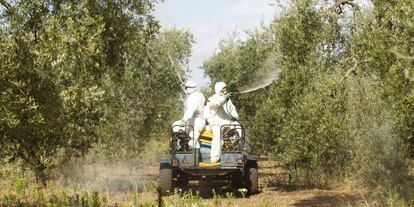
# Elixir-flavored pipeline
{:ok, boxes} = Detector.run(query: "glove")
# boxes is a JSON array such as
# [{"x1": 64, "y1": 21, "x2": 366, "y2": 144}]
[
  {"x1": 179, "y1": 120, "x2": 186, "y2": 127},
  {"x1": 224, "y1": 92, "x2": 234, "y2": 101}
]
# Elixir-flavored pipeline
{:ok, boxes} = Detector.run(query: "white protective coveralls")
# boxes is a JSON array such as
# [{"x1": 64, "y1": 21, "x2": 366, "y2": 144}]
[
  {"x1": 206, "y1": 82, "x2": 239, "y2": 163},
  {"x1": 182, "y1": 80, "x2": 205, "y2": 149}
]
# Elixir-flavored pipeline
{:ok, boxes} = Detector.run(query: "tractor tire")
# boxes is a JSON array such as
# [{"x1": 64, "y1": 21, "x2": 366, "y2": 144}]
[
  {"x1": 159, "y1": 163, "x2": 174, "y2": 195},
  {"x1": 230, "y1": 171, "x2": 243, "y2": 189},
  {"x1": 245, "y1": 161, "x2": 259, "y2": 194},
  {"x1": 176, "y1": 173, "x2": 189, "y2": 188}
]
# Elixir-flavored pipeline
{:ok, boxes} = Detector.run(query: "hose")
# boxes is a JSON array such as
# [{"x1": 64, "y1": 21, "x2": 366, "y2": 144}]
[{"x1": 224, "y1": 99, "x2": 238, "y2": 123}]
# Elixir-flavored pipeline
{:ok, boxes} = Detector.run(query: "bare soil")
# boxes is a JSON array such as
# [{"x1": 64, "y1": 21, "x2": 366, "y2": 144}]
[
  {"x1": 235, "y1": 188, "x2": 369, "y2": 207},
  {"x1": 186, "y1": 161, "x2": 370, "y2": 207}
]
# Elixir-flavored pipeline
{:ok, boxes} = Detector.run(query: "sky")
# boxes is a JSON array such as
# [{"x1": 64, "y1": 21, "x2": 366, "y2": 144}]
[{"x1": 153, "y1": 0, "x2": 278, "y2": 87}]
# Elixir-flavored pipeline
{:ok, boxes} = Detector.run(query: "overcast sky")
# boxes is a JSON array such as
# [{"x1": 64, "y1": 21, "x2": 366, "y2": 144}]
[{"x1": 153, "y1": 0, "x2": 278, "y2": 87}]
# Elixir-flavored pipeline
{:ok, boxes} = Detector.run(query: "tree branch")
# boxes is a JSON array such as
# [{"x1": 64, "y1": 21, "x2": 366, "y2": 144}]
[
  {"x1": 334, "y1": 0, "x2": 356, "y2": 8},
  {"x1": 331, "y1": 0, "x2": 358, "y2": 14},
  {"x1": 0, "y1": 0, "x2": 11, "y2": 11}
]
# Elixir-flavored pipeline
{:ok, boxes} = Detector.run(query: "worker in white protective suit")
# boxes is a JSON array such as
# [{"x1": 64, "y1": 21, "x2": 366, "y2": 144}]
[
  {"x1": 206, "y1": 82, "x2": 239, "y2": 163},
  {"x1": 180, "y1": 80, "x2": 206, "y2": 150}
]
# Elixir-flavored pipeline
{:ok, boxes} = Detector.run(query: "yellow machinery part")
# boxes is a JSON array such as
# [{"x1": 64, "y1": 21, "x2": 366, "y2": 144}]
[
  {"x1": 200, "y1": 130, "x2": 213, "y2": 140},
  {"x1": 199, "y1": 139, "x2": 212, "y2": 145},
  {"x1": 198, "y1": 162, "x2": 220, "y2": 168}
]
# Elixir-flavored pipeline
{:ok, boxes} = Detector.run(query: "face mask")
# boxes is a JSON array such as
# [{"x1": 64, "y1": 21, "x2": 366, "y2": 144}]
[{"x1": 185, "y1": 86, "x2": 196, "y2": 94}]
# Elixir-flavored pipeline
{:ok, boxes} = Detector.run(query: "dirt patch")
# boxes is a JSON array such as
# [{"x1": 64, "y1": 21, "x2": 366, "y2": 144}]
[
  {"x1": 291, "y1": 190, "x2": 365, "y2": 207},
  {"x1": 237, "y1": 189, "x2": 368, "y2": 207}
]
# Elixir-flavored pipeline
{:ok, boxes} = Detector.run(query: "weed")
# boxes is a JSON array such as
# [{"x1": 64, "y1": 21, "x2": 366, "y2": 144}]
[
  {"x1": 225, "y1": 191, "x2": 235, "y2": 206},
  {"x1": 212, "y1": 189, "x2": 221, "y2": 206},
  {"x1": 155, "y1": 187, "x2": 164, "y2": 207}
]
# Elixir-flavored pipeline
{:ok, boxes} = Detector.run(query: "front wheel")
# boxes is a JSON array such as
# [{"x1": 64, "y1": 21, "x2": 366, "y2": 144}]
[{"x1": 159, "y1": 163, "x2": 174, "y2": 195}]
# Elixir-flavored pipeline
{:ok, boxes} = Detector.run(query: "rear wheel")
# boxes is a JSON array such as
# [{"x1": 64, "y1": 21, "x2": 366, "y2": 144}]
[
  {"x1": 245, "y1": 161, "x2": 258, "y2": 194},
  {"x1": 230, "y1": 171, "x2": 243, "y2": 189},
  {"x1": 176, "y1": 173, "x2": 189, "y2": 187},
  {"x1": 159, "y1": 163, "x2": 174, "y2": 195}
]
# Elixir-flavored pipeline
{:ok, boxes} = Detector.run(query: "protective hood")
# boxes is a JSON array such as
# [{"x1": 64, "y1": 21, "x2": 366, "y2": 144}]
[
  {"x1": 214, "y1": 82, "x2": 226, "y2": 94},
  {"x1": 185, "y1": 80, "x2": 197, "y2": 94}
]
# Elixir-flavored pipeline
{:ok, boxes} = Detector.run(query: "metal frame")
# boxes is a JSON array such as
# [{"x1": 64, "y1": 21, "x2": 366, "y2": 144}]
[
  {"x1": 220, "y1": 123, "x2": 245, "y2": 153},
  {"x1": 170, "y1": 124, "x2": 195, "y2": 153},
  {"x1": 168, "y1": 123, "x2": 255, "y2": 170}
]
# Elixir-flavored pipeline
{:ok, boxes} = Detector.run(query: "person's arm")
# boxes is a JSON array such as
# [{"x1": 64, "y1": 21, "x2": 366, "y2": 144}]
[
  {"x1": 183, "y1": 97, "x2": 197, "y2": 121},
  {"x1": 208, "y1": 95, "x2": 226, "y2": 108}
]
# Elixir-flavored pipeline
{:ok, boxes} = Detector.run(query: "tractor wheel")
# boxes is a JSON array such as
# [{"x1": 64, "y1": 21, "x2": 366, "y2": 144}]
[
  {"x1": 159, "y1": 163, "x2": 174, "y2": 195},
  {"x1": 245, "y1": 161, "x2": 259, "y2": 194},
  {"x1": 230, "y1": 171, "x2": 243, "y2": 189},
  {"x1": 176, "y1": 173, "x2": 189, "y2": 187}
]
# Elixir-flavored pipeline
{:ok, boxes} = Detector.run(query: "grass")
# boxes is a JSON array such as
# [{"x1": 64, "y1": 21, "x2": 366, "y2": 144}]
[
  {"x1": 1, "y1": 139, "x2": 414, "y2": 206},
  {"x1": 0, "y1": 183, "x2": 243, "y2": 207},
  {"x1": 0, "y1": 138, "x2": 241, "y2": 207}
]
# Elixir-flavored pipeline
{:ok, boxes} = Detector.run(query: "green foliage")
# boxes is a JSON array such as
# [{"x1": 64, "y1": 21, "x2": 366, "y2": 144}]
[
  {"x1": 279, "y1": 74, "x2": 349, "y2": 185},
  {"x1": 204, "y1": 0, "x2": 414, "y2": 194},
  {"x1": 0, "y1": 0, "x2": 191, "y2": 183},
  {"x1": 1, "y1": 189, "x2": 107, "y2": 207},
  {"x1": 352, "y1": 0, "x2": 414, "y2": 158},
  {"x1": 203, "y1": 27, "x2": 276, "y2": 148},
  {"x1": 97, "y1": 28, "x2": 193, "y2": 159},
  {"x1": 0, "y1": 0, "x2": 110, "y2": 184}
]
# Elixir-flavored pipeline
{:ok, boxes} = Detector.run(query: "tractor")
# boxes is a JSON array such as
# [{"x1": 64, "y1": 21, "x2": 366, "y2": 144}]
[{"x1": 159, "y1": 123, "x2": 259, "y2": 195}]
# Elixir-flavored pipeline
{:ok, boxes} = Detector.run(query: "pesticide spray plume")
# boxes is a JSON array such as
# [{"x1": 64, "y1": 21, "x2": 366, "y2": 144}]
[
  {"x1": 168, "y1": 54, "x2": 188, "y2": 94},
  {"x1": 169, "y1": 55, "x2": 185, "y2": 84},
  {"x1": 235, "y1": 52, "x2": 282, "y2": 94},
  {"x1": 236, "y1": 70, "x2": 280, "y2": 94}
]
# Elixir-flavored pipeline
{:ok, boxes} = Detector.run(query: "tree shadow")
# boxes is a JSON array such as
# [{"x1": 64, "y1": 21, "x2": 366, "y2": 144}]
[
  {"x1": 270, "y1": 183, "x2": 327, "y2": 192},
  {"x1": 293, "y1": 193, "x2": 364, "y2": 207},
  {"x1": 260, "y1": 171, "x2": 328, "y2": 192}
]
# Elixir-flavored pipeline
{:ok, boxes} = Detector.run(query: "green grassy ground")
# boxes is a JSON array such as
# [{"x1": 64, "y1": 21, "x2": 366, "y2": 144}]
[{"x1": 1, "y1": 138, "x2": 412, "y2": 206}]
